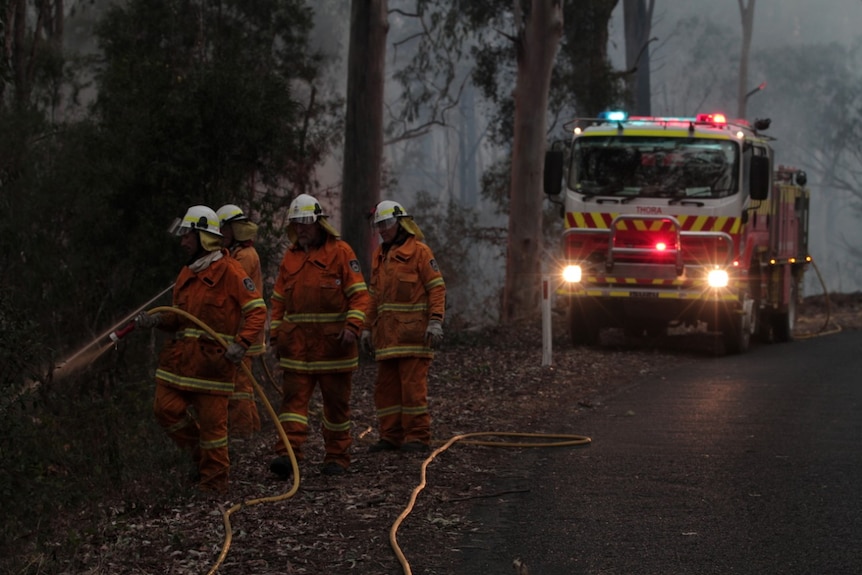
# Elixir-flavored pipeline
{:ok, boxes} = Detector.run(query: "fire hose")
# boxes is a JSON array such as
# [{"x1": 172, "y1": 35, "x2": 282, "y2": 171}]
[
  {"x1": 126, "y1": 307, "x2": 592, "y2": 575},
  {"x1": 136, "y1": 306, "x2": 300, "y2": 575}
]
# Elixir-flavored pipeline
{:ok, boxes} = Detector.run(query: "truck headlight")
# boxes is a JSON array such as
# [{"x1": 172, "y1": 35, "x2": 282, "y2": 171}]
[
  {"x1": 707, "y1": 268, "x2": 729, "y2": 288},
  {"x1": 563, "y1": 264, "x2": 583, "y2": 283}
]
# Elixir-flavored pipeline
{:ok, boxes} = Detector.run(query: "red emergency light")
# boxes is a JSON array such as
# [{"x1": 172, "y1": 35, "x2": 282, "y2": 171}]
[{"x1": 696, "y1": 112, "x2": 727, "y2": 125}]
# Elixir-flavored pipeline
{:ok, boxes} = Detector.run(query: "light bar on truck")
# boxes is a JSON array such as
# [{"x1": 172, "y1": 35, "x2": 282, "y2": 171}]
[
  {"x1": 598, "y1": 110, "x2": 628, "y2": 122},
  {"x1": 696, "y1": 112, "x2": 727, "y2": 125}
]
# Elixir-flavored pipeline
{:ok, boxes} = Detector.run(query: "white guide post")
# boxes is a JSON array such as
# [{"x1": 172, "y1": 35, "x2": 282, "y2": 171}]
[{"x1": 541, "y1": 267, "x2": 552, "y2": 366}]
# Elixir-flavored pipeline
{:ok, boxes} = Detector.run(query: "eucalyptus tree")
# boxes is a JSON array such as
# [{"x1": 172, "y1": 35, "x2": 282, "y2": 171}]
[
  {"x1": 389, "y1": 0, "x2": 565, "y2": 323},
  {"x1": 342, "y1": 0, "x2": 388, "y2": 275},
  {"x1": 623, "y1": 0, "x2": 655, "y2": 115},
  {"x1": 90, "y1": 0, "x2": 341, "y2": 289},
  {"x1": 736, "y1": 0, "x2": 756, "y2": 118}
]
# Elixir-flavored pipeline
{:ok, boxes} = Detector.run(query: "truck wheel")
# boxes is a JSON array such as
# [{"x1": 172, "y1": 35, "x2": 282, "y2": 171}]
[
  {"x1": 569, "y1": 301, "x2": 600, "y2": 346},
  {"x1": 772, "y1": 282, "x2": 798, "y2": 343},
  {"x1": 722, "y1": 298, "x2": 754, "y2": 355}
]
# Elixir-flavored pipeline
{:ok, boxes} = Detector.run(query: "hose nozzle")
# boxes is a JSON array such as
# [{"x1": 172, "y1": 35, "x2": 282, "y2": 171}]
[{"x1": 109, "y1": 321, "x2": 137, "y2": 343}]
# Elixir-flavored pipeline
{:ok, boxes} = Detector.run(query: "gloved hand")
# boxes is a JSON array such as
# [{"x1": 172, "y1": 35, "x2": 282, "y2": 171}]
[
  {"x1": 339, "y1": 328, "x2": 357, "y2": 349},
  {"x1": 135, "y1": 311, "x2": 161, "y2": 329},
  {"x1": 224, "y1": 342, "x2": 247, "y2": 364},
  {"x1": 425, "y1": 320, "x2": 443, "y2": 349},
  {"x1": 360, "y1": 330, "x2": 374, "y2": 355}
]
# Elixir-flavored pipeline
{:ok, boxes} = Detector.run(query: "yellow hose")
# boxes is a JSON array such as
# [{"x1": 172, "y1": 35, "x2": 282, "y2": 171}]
[
  {"x1": 145, "y1": 309, "x2": 593, "y2": 575},
  {"x1": 146, "y1": 306, "x2": 300, "y2": 575},
  {"x1": 795, "y1": 258, "x2": 842, "y2": 339},
  {"x1": 390, "y1": 431, "x2": 591, "y2": 575}
]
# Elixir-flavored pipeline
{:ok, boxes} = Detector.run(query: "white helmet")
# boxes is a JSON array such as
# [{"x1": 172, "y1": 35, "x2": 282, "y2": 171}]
[
  {"x1": 372, "y1": 200, "x2": 408, "y2": 230},
  {"x1": 175, "y1": 205, "x2": 223, "y2": 237},
  {"x1": 216, "y1": 204, "x2": 247, "y2": 227},
  {"x1": 288, "y1": 194, "x2": 326, "y2": 224}
]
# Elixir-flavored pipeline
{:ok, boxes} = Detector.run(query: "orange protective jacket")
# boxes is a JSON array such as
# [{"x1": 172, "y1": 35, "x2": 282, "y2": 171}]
[
  {"x1": 367, "y1": 235, "x2": 446, "y2": 360},
  {"x1": 230, "y1": 241, "x2": 265, "y2": 355},
  {"x1": 271, "y1": 235, "x2": 369, "y2": 373},
  {"x1": 156, "y1": 251, "x2": 267, "y2": 394}
]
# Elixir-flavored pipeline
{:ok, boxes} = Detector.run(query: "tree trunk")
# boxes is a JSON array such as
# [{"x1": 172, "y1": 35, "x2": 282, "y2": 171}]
[
  {"x1": 341, "y1": 0, "x2": 388, "y2": 277},
  {"x1": 623, "y1": 0, "x2": 653, "y2": 116},
  {"x1": 502, "y1": 0, "x2": 563, "y2": 323},
  {"x1": 736, "y1": 0, "x2": 756, "y2": 118}
]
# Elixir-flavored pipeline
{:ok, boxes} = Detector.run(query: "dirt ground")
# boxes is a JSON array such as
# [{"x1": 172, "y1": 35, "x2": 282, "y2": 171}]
[{"x1": 16, "y1": 291, "x2": 862, "y2": 575}]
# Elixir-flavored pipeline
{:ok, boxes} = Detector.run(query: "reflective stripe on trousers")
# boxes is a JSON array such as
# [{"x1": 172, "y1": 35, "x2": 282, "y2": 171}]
[
  {"x1": 273, "y1": 371, "x2": 353, "y2": 467},
  {"x1": 374, "y1": 357, "x2": 431, "y2": 446},
  {"x1": 153, "y1": 382, "x2": 230, "y2": 492}
]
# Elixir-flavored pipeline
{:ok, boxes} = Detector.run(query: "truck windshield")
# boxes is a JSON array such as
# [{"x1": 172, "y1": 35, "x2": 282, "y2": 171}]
[{"x1": 570, "y1": 136, "x2": 740, "y2": 200}]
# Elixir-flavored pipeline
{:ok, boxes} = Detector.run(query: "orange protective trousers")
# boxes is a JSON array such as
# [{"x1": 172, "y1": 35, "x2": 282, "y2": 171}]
[
  {"x1": 154, "y1": 382, "x2": 230, "y2": 493},
  {"x1": 228, "y1": 355, "x2": 260, "y2": 437},
  {"x1": 374, "y1": 357, "x2": 431, "y2": 446},
  {"x1": 274, "y1": 371, "x2": 353, "y2": 468}
]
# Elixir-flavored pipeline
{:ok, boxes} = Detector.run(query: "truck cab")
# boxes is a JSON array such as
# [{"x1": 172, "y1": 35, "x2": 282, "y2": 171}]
[{"x1": 546, "y1": 111, "x2": 809, "y2": 353}]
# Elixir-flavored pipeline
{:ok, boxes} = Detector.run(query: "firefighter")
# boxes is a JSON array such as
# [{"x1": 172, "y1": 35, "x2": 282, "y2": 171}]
[
  {"x1": 361, "y1": 200, "x2": 446, "y2": 453},
  {"x1": 136, "y1": 205, "x2": 267, "y2": 493},
  {"x1": 268, "y1": 194, "x2": 370, "y2": 478},
  {"x1": 217, "y1": 203, "x2": 264, "y2": 438}
]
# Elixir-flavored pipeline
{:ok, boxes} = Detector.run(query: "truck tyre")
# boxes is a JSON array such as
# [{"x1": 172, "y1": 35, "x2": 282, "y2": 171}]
[
  {"x1": 568, "y1": 300, "x2": 600, "y2": 346},
  {"x1": 772, "y1": 281, "x2": 798, "y2": 343},
  {"x1": 722, "y1": 297, "x2": 754, "y2": 355}
]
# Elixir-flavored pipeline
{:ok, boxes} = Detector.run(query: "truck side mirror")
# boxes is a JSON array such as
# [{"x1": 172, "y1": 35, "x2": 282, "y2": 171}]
[
  {"x1": 750, "y1": 155, "x2": 770, "y2": 201},
  {"x1": 544, "y1": 150, "x2": 564, "y2": 196}
]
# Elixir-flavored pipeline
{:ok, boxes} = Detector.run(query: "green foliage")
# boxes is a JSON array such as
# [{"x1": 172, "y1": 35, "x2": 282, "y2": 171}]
[
  {"x1": 0, "y1": 2, "x2": 344, "y2": 570},
  {"x1": 0, "y1": 362, "x2": 191, "y2": 573}
]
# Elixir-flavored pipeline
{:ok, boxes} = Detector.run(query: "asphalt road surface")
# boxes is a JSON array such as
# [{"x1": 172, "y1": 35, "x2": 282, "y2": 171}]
[{"x1": 455, "y1": 330, "x2": 862, "y2": 575}]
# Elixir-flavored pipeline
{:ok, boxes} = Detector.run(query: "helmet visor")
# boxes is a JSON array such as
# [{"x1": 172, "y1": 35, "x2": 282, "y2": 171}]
[
  {"x1": 374, "y1": 216, "x2": 398, "y2": 231},
  {"x1": 168, "y1": 217, "x2": 191, "y2": 236},
  {"x1": 290, "y1": 215, "x2": 318, "y2": 225}
]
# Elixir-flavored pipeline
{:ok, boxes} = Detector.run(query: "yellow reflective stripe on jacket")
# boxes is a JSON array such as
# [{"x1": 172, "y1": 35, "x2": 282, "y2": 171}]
[
  {"x1": 177, "y1": 328, "x2": 265, "y2": 354},
  {"x1": 282, "y1": 310, "x2": 366, "y2": 325},
  {"x1": 278, "y1": 356, "x2": 359, "y2": 372},
  {"x1": 344, "y1": 281, "x2": 368, "y2": 298},
  {"x1": 156, "y1": 368, "x2": 234, "y2": 394},
  {"x1": 242, "y1": 297, "x2": 266, "y2": 312},
  {"x1": 284, "y1": 311, "x2": 350, "y2": 323},
  {"x1": 346, "y1": 309, "x2": 366, "y2": 324},
  {"x1": 246, "y1": 342, "x2": 265, "y2": 355},
  {"x1": 378, "y1": 302, "x2": 429, "y2": 313},
  {"x1": 425, "y1": 277, "x2": 445, "y2": 290},
  {"x1": 177, "y1": 328, "x2": 235, "y2": 342},
  {"x1": 374, "y1": 345, "x2": 433, "y2": 360}
]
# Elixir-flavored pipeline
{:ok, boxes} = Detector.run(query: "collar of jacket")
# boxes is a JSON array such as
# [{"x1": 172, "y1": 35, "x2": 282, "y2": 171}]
[
  {"x1": 380, "y1": 234, "x2": 416, "y2": 262},
  {"x1": 178, "y1": 249, "x2": 229, "y2": 288}
]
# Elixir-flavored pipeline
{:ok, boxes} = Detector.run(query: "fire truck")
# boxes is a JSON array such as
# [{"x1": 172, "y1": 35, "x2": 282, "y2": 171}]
[{"x1": 544, "y1": 111, "x2": 811, "y2": 353}]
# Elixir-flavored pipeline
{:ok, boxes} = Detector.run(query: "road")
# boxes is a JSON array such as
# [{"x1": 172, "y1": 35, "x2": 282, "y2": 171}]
[{"x1": 454, "y1": 330, "x2": 862, "y2": 575}]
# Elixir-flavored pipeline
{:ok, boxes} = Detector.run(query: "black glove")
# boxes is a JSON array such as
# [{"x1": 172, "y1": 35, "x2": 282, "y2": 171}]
[{"x1": 135, "y1": 311, "x2": 161, "y2": 329}]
